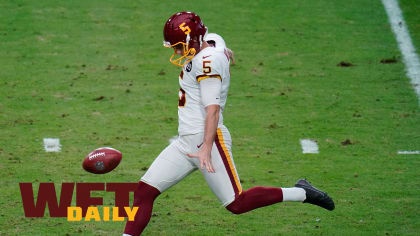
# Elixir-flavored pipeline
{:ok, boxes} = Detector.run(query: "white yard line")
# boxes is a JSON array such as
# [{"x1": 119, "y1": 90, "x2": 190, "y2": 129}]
[
  {"x1": 397, "y1": 150, "x2": 420, "y2": 155},
  {"x1": 43, "y1": 138, "x2": 61, "y2": 152},
  {"x1": 382, "y1": 0, "x2": 420, "y2": 105},
  {"x1": 300, "y1": 139, "x2": 319, "y2": 154}
]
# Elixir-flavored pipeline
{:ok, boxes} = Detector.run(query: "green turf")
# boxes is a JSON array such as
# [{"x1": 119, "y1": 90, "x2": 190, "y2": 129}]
[
  {"x1": 1, "y1": 0, "x2": 420, "y2": 235},
  {"x1": 399, "y1": 0, "x2": 420, "y2": 52}
]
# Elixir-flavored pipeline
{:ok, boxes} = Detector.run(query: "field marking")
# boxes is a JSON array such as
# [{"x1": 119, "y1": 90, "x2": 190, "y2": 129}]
[
  {"x1": 43, "y1": 138, "x2": 61, "y2": 152},
  {"x1": 382, "y1": 0, "x2": 420, "y2": 105},
  {"x1": 300, "y1": 139, "x2": 319, "y2": 154},
  {"x1": 397, "y1": 150, "x2": 420, "y2": 154}
]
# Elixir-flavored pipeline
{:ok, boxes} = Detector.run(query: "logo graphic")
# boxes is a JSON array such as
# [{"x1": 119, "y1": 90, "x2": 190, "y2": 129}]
[
  {"x1": 95, "y1": 161, "x2": 105, "y2": 171},
  {"x1": 186, "y1": 61, "x2": 192, "y2": 72},
  {"x1": 19, "y1": 182, "x2": 140, "y2": 221},
  {"x1": 202, "y1": 55, "x2": 211, "y2": 59},
  {"x1": 197, "y1": 142, "x2": 203, "y2": 148}
]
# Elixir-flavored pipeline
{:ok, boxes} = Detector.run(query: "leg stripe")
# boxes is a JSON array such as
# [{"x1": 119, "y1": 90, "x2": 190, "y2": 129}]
[{"x1": 215, "y1": 128, "x2": 242, "y2": 195}]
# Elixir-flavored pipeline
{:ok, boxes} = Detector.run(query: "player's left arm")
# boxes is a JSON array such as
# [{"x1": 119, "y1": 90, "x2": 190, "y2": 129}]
[{"x1": 187, "y1": 73, "x2": 222, "y2": 173}]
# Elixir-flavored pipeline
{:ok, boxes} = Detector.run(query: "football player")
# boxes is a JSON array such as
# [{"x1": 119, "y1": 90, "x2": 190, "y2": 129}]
[{"x1": 123, "y1": 12, "x2": 334, "y2": 236}]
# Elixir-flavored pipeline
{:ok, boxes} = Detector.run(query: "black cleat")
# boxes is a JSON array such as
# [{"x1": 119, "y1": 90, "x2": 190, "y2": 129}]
[{"x1": 295, "y1": 179, "x2": 335, "y2": 211}]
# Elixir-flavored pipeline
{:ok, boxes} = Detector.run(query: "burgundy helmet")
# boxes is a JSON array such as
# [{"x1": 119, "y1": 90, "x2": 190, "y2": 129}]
[{"x1": 163, "y1": 12, "x2": 208, "y2": 66}]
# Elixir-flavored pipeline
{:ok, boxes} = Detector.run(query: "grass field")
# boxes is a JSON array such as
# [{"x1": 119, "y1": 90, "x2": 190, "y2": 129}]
[{"x1": 1, "y1": 0, "x2": 420, "y2": 235}]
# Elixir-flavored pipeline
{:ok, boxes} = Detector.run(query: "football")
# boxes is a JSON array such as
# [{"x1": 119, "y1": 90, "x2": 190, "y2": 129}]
[{"x1": 82, "y1": 147, "x2": 122, "y2": 174}]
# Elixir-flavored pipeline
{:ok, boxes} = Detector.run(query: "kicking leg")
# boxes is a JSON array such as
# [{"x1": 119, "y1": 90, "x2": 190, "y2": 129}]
[
  {"x1": 226, "y1": 186, "x2": 283, "y2": 214},
  {"x1": 226, "y1": 181, "x2": 334, "y2": 214},
  {"x1": 201, "y1": 127, "x2": 334, "y2": 214},
  {"x1": 225, "y1": 186, "x2": 305, "y2": 214}
]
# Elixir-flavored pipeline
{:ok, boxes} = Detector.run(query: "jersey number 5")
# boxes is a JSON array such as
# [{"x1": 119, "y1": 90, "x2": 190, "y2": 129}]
[{"x1": 203, "y1": 60, "x2": 211, "y2": 73}]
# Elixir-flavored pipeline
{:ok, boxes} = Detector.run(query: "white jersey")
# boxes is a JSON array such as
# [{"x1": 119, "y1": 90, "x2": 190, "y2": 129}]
[{"x1": 177, "y1": 44, "x2": 231, "y2": 135}]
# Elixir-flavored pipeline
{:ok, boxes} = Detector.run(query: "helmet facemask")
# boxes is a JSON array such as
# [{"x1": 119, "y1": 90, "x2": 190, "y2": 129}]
[
  {"x1": 163, "y1": 35, "x2": 196, "y2": 67},
  {"x1": 165, "y1": 42, "x2": 196, "y2": 67}
]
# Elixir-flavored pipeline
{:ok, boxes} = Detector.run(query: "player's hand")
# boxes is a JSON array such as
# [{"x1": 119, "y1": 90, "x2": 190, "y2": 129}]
[
  {"x1": 187, "y1": 145, "x2": 215, "y2": 173},
  {"x1": 225, "y1": 48, "x2": 235, "y2": 65}
]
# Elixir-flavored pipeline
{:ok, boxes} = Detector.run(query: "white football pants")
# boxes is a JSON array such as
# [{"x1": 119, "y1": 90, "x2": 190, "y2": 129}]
[{"x1": 141, "y1": 125, "x2": 242, "y2": 206}]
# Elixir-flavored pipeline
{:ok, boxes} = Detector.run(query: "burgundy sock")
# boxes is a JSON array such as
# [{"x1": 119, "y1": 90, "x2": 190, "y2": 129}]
[
  {"x1": 123, "y1": 181, "x2": 161, "y2": 236},
  {"x1": 226, "y1": 186, "x2": 283, "y2": 214}
]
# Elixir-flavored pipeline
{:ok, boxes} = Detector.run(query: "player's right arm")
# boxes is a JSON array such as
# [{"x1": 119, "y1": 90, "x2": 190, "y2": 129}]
[
  {"x1": 187, "y1": 75, "x2": 222, "y2": 172},
  {"x1": 187, "y1": 54, "x2": 223, "y2": 172}
]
